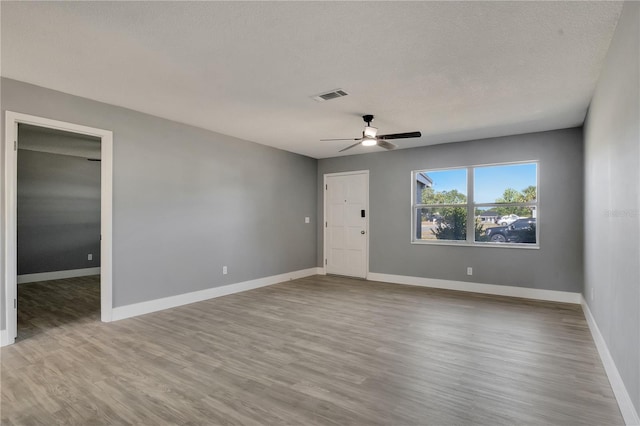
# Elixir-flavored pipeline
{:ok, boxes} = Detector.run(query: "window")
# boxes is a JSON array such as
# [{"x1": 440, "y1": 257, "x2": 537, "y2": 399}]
[
  {"x1": 414, "y1": 168, "x2": 468, "y2": 242},
  {"x1": 413, "y1": 162, "x2": 538, "y2": 246}
]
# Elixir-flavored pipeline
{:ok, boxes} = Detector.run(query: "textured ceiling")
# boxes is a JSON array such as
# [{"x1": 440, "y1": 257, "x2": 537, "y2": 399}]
[{"x1": 1, "y1": 1, "x2": 623, "y2": 159}]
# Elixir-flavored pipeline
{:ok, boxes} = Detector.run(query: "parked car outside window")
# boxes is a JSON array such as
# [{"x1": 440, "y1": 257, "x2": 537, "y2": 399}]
[
  {"x1": 496, "y1": 214, "x2": 520, "y2": 226},
  {"x1": 485, "y1": 218, "x2": 536, "y2": 243}
]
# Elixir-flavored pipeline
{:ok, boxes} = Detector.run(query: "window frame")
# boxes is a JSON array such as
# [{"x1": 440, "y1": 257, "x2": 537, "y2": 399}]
[{"x1": 411, "y1": 161, "x2": 539, "y2": 248}]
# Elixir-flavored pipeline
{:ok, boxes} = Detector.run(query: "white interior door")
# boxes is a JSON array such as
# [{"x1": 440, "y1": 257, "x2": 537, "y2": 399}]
[{"x1": 324, "y1": 171, "x2": 368, "y2": 278}]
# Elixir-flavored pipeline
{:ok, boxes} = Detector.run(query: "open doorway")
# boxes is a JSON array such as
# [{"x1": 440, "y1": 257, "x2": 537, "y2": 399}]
[
  {"x1": 16, "y1": 124, "x2": 101, "y2": 340},
  {"x1": 3, "y1": 112, "x2": 113, "y2": 346}
]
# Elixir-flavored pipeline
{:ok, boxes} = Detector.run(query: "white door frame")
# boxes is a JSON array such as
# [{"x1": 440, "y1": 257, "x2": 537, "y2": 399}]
[
  {"x1": 3, "y1": 111, "x2": 113, "y2": 346},
  {"x1": 323, "y1": 170, "x2": 369, "y2": 278}
]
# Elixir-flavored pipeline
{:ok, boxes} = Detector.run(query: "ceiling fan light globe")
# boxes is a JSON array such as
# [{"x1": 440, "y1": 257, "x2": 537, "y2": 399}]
[
  {"x1": 363, "y1": 126, "x2": 378, "y2": 138},
  {"x1": 361, "y1": 137, "x2": 377, "y2": 146}
]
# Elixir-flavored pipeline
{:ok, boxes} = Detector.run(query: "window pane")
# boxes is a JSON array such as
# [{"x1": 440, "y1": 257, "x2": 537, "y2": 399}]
[
  {"x1": 415, "y1": 207, "x2": 467, "y2": 241},
  {"x1": 417, "y1": 169, "x2": 467, "y2": 205},
  {"x1": 474, "y1": 207, "x2": 501, "y2": 242},
  {"x1": 474, "y1": 163, "x2": 537, "y2": 204},
  {"x1": 480, "y1": 217, "x2": 537, "y2": 244}
]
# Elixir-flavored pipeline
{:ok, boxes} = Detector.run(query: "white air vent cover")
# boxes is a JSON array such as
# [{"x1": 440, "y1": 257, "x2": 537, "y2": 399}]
[{"x1": 311, "y1": 89, "x2": 349, "y2": 102}]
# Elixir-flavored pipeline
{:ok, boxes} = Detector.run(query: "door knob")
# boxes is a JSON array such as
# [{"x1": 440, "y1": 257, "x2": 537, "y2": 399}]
[{"x1": 361, "y1": 230, "x2": 366, "y2": 234}]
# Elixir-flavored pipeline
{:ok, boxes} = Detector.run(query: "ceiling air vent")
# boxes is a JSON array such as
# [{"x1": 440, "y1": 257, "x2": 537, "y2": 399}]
[{"x1": 312, "y1": 89, "x2": 349, "y2": 102}]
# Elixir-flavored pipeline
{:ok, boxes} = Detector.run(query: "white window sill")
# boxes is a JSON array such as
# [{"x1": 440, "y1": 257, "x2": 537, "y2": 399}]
[{"x1": 411, "y1": 240, "x2": 540, "y2": 249}]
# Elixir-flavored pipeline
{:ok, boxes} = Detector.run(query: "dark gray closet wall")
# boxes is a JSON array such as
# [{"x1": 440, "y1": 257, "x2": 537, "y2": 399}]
[{"x1": 17, "y1": 126, "x2": 101, "y2": 275}]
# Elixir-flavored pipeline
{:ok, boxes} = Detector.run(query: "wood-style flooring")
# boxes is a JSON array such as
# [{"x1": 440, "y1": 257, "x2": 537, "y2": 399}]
[{"x1": 1, "y1": 274, "x2": 624, "y2": 425}]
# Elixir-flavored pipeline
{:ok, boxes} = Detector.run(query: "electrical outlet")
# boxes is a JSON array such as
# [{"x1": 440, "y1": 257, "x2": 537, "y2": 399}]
[
  {"x1": 88, "y1": 254, "x2": 93, "y2": 261},
  {"x1": 223, "y1": 266, "x2": 228, "y2": 275},
  {"x1": 466, "y1": 267, "x2": 473, "y2": 276},
  {"x1": 305, "y1": 217, "x2": 310, "y2": 224}
]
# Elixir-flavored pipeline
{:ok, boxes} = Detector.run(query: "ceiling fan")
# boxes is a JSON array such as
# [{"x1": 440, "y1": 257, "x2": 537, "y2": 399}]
[{"x1": 321, "y1": 115, "x2": 421, "y2": 152}]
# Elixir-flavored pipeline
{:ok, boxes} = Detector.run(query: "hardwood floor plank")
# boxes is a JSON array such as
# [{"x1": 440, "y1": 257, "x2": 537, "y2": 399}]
[{"x1": 1, "y1": 274, "x2": 624, "y2": 425}]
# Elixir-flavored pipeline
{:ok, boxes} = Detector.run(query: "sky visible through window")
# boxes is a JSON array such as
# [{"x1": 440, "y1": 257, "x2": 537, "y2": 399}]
[
  {"x1": 424, "y1": 168, "x2": 467, "y2": 198},
  {"x1": 423, "y1": 163, "x2": 537, "y2": 203}
]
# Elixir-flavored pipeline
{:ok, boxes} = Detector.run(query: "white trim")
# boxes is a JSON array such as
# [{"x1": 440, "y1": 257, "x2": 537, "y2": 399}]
[
  {"x1": 410, "y1": 240, "x2": 541, "y2": 249},
  {"x1": 367, "y1": 272, "x2": 581, "y2": 304},
  {"x1": 4, "y1": 114, "x2": 18, "y2": 342},
  {"x1": 316, "y1": 267, "x2": 326, "y2": 275},
  {"x1": 112, "y1": 268, "x2": 318, "y2": 321},
  {"x1": 323, "y1": 170, "x2": 369, "y2": 279},
  {"x1": 323, "y1": 170, "x2": 370, "y2": 177},
  {"x1": 99, "y1": 124, "x2": 114, "y2": 323},
  {"x1": 0, "y1": 329, "x2": 11, "y2": 347},
  {"x1": 3, "y1": 111, "x2": 114, "y2": 345},
  {"x1": 17, "y1": 268, "x2": 101, "y2": 284},
  {"x1": 581, "y1": 297, "x2": 640, "y2": 426}
]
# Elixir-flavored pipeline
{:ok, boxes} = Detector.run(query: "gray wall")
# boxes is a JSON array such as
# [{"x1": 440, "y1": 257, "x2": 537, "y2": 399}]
[
  {"x1": 584, "y1": 0, "x2": 640, "y2": 415},
  {"x1": 1, "y1": 78, "x2": 317, "y2": 331},
  {"x1": 17, "y1": 148, "x2": 101, "y2": 275},
  {"x1": 318, "y1": 128, "x2": 584, "y2": 293}
]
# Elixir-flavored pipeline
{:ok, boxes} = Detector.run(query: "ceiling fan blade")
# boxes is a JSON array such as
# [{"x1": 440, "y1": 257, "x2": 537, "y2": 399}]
[
  {"x1": 339, "y1": 141, "x2": 363, "y2": 152},
  {"x1": 320, "y1": 138, "x2": 360, "y2": 141},
  {"x1": 377, "y1": 140, "x2": 398, "y2": 150},
  {"x1": 377, "y1": 131, "x2": 422, "y2": 140}
]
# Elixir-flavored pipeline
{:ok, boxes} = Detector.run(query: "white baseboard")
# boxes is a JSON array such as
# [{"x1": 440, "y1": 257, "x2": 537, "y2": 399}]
[
  {"x1": 316, "y1": 267, "x2": 326, "y2": 275},
  {"x1": 581, "y1": 297, "x2": 640, "y2": 426},
  {"x1": 0, "y1": 329, "x2": 11, "y2": 347},
  {"x1": 366, "y1": 272, "x2": 581, "y2": 304},
  {"x1": 18, "y1": 267, "x2": 101, "y2": 284},
  {"x1": 112, "y1": 267, "x2": 318, "y2": 321}
]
